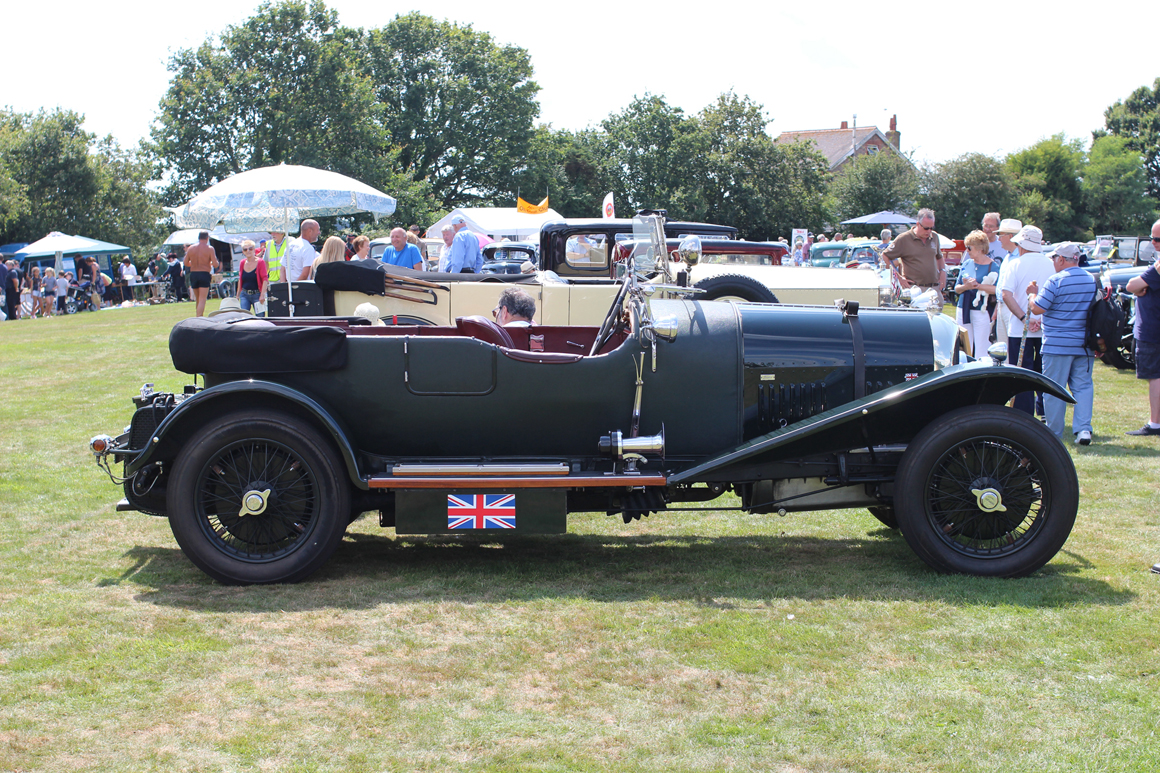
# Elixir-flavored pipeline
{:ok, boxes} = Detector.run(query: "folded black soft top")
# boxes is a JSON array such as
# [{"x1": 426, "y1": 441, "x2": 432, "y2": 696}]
[{"x1": 169, "y1": 313, "x2": 347, "y2": 374}]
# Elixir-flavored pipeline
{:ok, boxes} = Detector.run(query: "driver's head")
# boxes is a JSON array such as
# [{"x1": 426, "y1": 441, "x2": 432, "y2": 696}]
[{"x1": 494, "y1": 287, "x2": 535, "y2": 324}]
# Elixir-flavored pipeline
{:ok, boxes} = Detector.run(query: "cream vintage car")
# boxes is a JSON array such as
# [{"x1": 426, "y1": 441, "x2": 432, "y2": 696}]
[{"x1": 295, "y1": 217, "x2": 882, "y2": 324}]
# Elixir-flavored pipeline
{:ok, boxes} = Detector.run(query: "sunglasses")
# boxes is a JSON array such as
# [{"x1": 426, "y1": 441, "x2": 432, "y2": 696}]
[{"x1": 1151, "y1": 236, "x2": 1160, "y2": 243}]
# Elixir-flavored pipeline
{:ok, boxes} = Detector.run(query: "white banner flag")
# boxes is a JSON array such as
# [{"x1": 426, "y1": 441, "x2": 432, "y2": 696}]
[{"x1": 602, "y1": 192, "x2": 615, "y2": 219}]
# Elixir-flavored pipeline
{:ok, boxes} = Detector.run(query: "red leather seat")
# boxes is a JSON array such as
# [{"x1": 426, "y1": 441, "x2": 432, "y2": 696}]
[{"x1": 455, "y1": 315, "x2": 514, "y2": 348}]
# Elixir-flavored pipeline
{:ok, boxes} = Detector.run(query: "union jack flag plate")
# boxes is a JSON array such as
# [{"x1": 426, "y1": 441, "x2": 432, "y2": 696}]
[{"x1": 447, "y1": 494, "x2": 517, "y2": 529}]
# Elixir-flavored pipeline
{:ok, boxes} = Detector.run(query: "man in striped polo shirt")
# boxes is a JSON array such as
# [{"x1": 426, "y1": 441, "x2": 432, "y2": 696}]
[{"x1": 1027, "y1": 242, "x2": 1097, "y2": 445}]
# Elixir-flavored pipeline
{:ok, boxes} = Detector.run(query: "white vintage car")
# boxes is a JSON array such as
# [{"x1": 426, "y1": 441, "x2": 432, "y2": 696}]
[{"x1": 301, "y1": 218, "x2": 883, "y2": 325}]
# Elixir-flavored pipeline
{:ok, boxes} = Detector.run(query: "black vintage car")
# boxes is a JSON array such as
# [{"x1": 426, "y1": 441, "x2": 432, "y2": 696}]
[
  {"x1": 480, "y1": 241, "x2": 539, "y2": 275},
  {"x1": 91, "y1": 216, "x2": 1079, "y2": 585}
]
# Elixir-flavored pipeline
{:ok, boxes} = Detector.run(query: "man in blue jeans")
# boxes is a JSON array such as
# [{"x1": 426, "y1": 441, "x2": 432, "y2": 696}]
[{"x1": 1027, "y1": 243, "x2": 1097, "y2": 445}]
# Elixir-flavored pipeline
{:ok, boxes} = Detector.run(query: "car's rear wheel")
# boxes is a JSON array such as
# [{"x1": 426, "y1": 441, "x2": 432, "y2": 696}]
[
  {"x1": 166, "y1": 410, "x2": 350, "y2": 584},
  {"x1": 894, "y1": 406, "x2": 1077, "y2": 577},
  {"x1": 693, "y1": 274, "x2": 779, "y2": 304}
]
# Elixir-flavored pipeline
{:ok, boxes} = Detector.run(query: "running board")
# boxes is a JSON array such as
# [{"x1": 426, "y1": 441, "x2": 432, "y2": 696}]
[{"x1": 368, "y1": 473, "x2": 667, "y2": 489}]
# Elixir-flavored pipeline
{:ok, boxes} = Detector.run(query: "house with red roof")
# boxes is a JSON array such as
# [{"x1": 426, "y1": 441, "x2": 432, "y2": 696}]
[{"x1": 777, "y1": 115, "x2": 907, "y2": 172}]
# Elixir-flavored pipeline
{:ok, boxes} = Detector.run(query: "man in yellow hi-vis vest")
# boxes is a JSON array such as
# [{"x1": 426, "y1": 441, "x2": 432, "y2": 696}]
[{"x1": 265, "y1": 231, "x2": 288, "y2": 282}]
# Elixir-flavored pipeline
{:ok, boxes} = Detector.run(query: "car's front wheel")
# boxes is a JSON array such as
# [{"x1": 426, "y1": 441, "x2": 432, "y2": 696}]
[
  {"x1": 894, "y1": 406, "x2": 1077, "y2": 577},
  {"x1": 166, "y1": 410, "x2": 350, "y2": 584},
  {"x1": 692, "y1": 274, "x2": 779, "y2": 304}
]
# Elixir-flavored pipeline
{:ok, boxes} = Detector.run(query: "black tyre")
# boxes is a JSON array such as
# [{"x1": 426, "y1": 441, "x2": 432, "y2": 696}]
[
  {"x1": 868, "y1": 506, "x2": 898, "y2": 529},
  {"x1": 693, "y1": 274, "x2": 779, "y2": 304},
  {"x1": 894, "y1": 406, "x2": 1077, "y2": 577},
  {"x1": 64, "y1": 296, "x2": 78, "y2": 314},
  {"x1": 166, "y1": 410, "x2": 350, "y2": 584}
]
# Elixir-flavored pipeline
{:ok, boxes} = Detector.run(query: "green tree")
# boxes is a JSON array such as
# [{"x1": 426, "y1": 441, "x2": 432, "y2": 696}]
[
  {"x1": 1005, "y1": 134, "x2": 1089, "y2": 241},
  {"x1": 0, "y1": 108, "x2": 101, "y2": 241},
  {"x1": 1084, "y1": 134, "x2": 1156, "y2": 234},
  {"x1": 0, "y1": 153, "x2": 30, "y2": 236},
  {"x1": 88, "y1": 138, "x2": 168, "y2": 257},
  {"x1": 150, "y1": 1, "x2": 399, "y2": 206},
  {"x1": 0, "y1": 109, "x2": 165, "y2": 255},
  {"x1": 1103, "y1": 77, "x2": 1160, "y2": 203},
  {"x1": 601, "y1": 94, "x2": 700, "y2": 214},
  {"x1": 918, "y1": 152, "x2": 1017, "y2": 238},
  {"x1": 693, "y1": 93, "x2": 829, "y2": 240},
  {"x1": 829, "y1": 151, "x2": 918, "y2": 224},
  {"x1": 363, "y1": 13, "x2": 540, "y2": 209},
  {"x1": 513, "y1": 127, "x2": 616, "y2": 218}
]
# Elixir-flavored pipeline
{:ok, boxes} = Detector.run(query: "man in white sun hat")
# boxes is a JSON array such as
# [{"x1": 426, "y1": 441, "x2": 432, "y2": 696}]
[
  {"x1": 1000, "y1": 224, "x2": 1054, "y2": 416},
  {"x1": 992, "y1": 218, "x2": 1023, "y2": 351}
]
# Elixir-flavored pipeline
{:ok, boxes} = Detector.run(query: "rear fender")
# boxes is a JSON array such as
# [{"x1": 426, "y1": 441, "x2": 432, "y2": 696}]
[
  {"x1": 124, "y1": 380, "x2": 365, "y2": 488},
  {"x1": 671, "y1": 362, "x2": 1072, "y2": 484}
]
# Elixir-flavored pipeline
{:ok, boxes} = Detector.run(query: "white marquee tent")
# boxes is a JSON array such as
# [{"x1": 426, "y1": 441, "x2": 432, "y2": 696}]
[{"x1": 424, "y1": 207, "x2": 563, "y2": 242}]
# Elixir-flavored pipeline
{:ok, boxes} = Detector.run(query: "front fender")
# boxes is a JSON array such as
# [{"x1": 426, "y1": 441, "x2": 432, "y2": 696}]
[
  {"x1": 124, "y1": 380, "x2": 366, "y2": 489},
  {"x1": 671, "y1": 361, "x2": 1071, "y2": 483}
]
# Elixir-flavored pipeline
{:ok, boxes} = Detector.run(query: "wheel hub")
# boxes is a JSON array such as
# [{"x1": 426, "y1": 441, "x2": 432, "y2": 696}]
[
  {"x1": 238, "y1": 486, "x2": 272, "y2": 517},
  {"x1": 970, "y1": 477, "x2": 1006, "y2": 513}
]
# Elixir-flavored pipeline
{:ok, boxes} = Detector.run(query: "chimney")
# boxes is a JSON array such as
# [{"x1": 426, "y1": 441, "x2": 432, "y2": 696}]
[
  {"x1": 840, "y1": 120, "x2": 848, "y2": 129},
  {"x1": 886, "y1": 115, "x2": 900, "y2": 149}
]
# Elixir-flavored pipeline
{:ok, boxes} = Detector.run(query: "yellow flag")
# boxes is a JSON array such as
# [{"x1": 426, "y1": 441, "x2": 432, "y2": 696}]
[{"x1": 517, "y1": 195, "x2": 549, "y2": 214}]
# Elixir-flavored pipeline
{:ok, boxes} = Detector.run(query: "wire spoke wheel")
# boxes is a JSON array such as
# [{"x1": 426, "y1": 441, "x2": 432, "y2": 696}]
[
  {"x1": 895, "y1": 406, "x2": 1077, "y2": 577},
  {"x1": 168, "y1": 410, "x2": 349, "y2": 584},
  {"x1": 923, "y1": 437, "x2": 1046, "y2": 558},
  {"x1": 196, "y1": 439, "x2": 319, "y2": 561}
]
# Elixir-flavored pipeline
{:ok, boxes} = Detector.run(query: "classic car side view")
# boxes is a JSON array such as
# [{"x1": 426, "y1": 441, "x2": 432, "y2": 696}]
[{"x1": 92, "y1": 215, "x2": 1080, "y2": 585}]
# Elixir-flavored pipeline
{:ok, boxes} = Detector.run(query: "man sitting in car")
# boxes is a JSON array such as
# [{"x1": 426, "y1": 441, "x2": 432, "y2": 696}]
[{"x1": 494, "y1": 287, "x2": 535, "y2": 326}]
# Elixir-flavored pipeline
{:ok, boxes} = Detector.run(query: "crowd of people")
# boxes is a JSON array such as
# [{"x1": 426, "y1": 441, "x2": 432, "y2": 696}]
[{"x1": 879, "y1": 210, "x2": 1160, "y2": 453}]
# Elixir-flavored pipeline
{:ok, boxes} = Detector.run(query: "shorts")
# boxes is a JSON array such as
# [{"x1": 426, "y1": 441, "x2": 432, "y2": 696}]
[
  {"x1": 1136, "y1": 340, "x2": 1160, "y2": 380},
  {"x1": 188, "y1": 271, "x2": 211, "y2": 290}
]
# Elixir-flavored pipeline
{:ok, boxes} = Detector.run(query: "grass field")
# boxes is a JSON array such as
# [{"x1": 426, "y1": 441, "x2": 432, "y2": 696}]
[{"x1": 2, "y1": 302, "x2": 1159, "y2": 772}]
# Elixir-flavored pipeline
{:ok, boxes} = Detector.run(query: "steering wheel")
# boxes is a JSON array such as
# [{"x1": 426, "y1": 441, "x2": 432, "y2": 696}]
[{"x1": 590, "y1": 275, "x2": 632, "y2": 356}]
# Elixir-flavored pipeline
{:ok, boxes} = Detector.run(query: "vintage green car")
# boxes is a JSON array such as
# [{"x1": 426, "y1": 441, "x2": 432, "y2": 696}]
[{"x1": 91, "y1": 215, "x2": 1079, "y2": 585}]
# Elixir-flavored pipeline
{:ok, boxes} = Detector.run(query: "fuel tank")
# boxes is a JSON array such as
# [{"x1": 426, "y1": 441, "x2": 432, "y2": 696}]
[{"x1": 736, "y1": 303, "x2": 951, "y2": 439}]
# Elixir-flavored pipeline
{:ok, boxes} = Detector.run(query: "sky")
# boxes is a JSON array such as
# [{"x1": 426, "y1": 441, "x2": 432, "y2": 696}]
[{"x1": 4, "y1": 0, "x2": 1159, "y2": 174}]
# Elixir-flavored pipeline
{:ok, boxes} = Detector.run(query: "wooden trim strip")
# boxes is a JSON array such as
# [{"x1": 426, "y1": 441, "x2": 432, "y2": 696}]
[{"x1": 367, "y1": 474, "x2": 667, "y2": 490}]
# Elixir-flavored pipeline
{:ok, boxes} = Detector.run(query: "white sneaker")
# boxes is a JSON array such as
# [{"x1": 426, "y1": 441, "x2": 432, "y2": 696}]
[{"x1": 1076, "y1": 431, "x2": 1092, "y2": 446}]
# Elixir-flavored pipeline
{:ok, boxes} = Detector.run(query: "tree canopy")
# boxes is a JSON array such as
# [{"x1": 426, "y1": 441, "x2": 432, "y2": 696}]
[
  {"x1": 1104, "y1": 77, "x2": 1160, "y2": 204},
  {"x1": 0, "y1": 108, "x2": 165, "y2": 256},
  {"x1": 1084, "y1": 134, "x2": 1156, "y2": 234},
  {"x1": 364, "y1": 13, "x2": 539, "y2": 208},
  {"x1": 917, "y1": 153, "x2": 1016, "y2": 239},
  {"x1": 149, "y1": 1, "x2": 537, "y2": 226},
  {"x1": 1005, "y1": 134, "x2": 1090, "y2": 241},
  {"x1": 829, "y1": 151, "x2": 918, "y2": 224}
]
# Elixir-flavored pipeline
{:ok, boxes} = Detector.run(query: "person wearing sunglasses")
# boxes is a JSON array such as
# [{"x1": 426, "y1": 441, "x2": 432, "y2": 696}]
[
  {"x1": 1124, "y1": 220, "x2": 1160, "y2": 443},
  {"x1": 236, "y1": 239, "x2": 268, "y2": 315},
  {"x1": 882, "y1": 208, "x2": 945, "y2": 302}
]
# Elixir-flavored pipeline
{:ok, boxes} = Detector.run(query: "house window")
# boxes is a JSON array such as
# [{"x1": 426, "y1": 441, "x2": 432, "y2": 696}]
[{"x1": 867, "y1": 145, "x2": 879, "y2": 155}]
